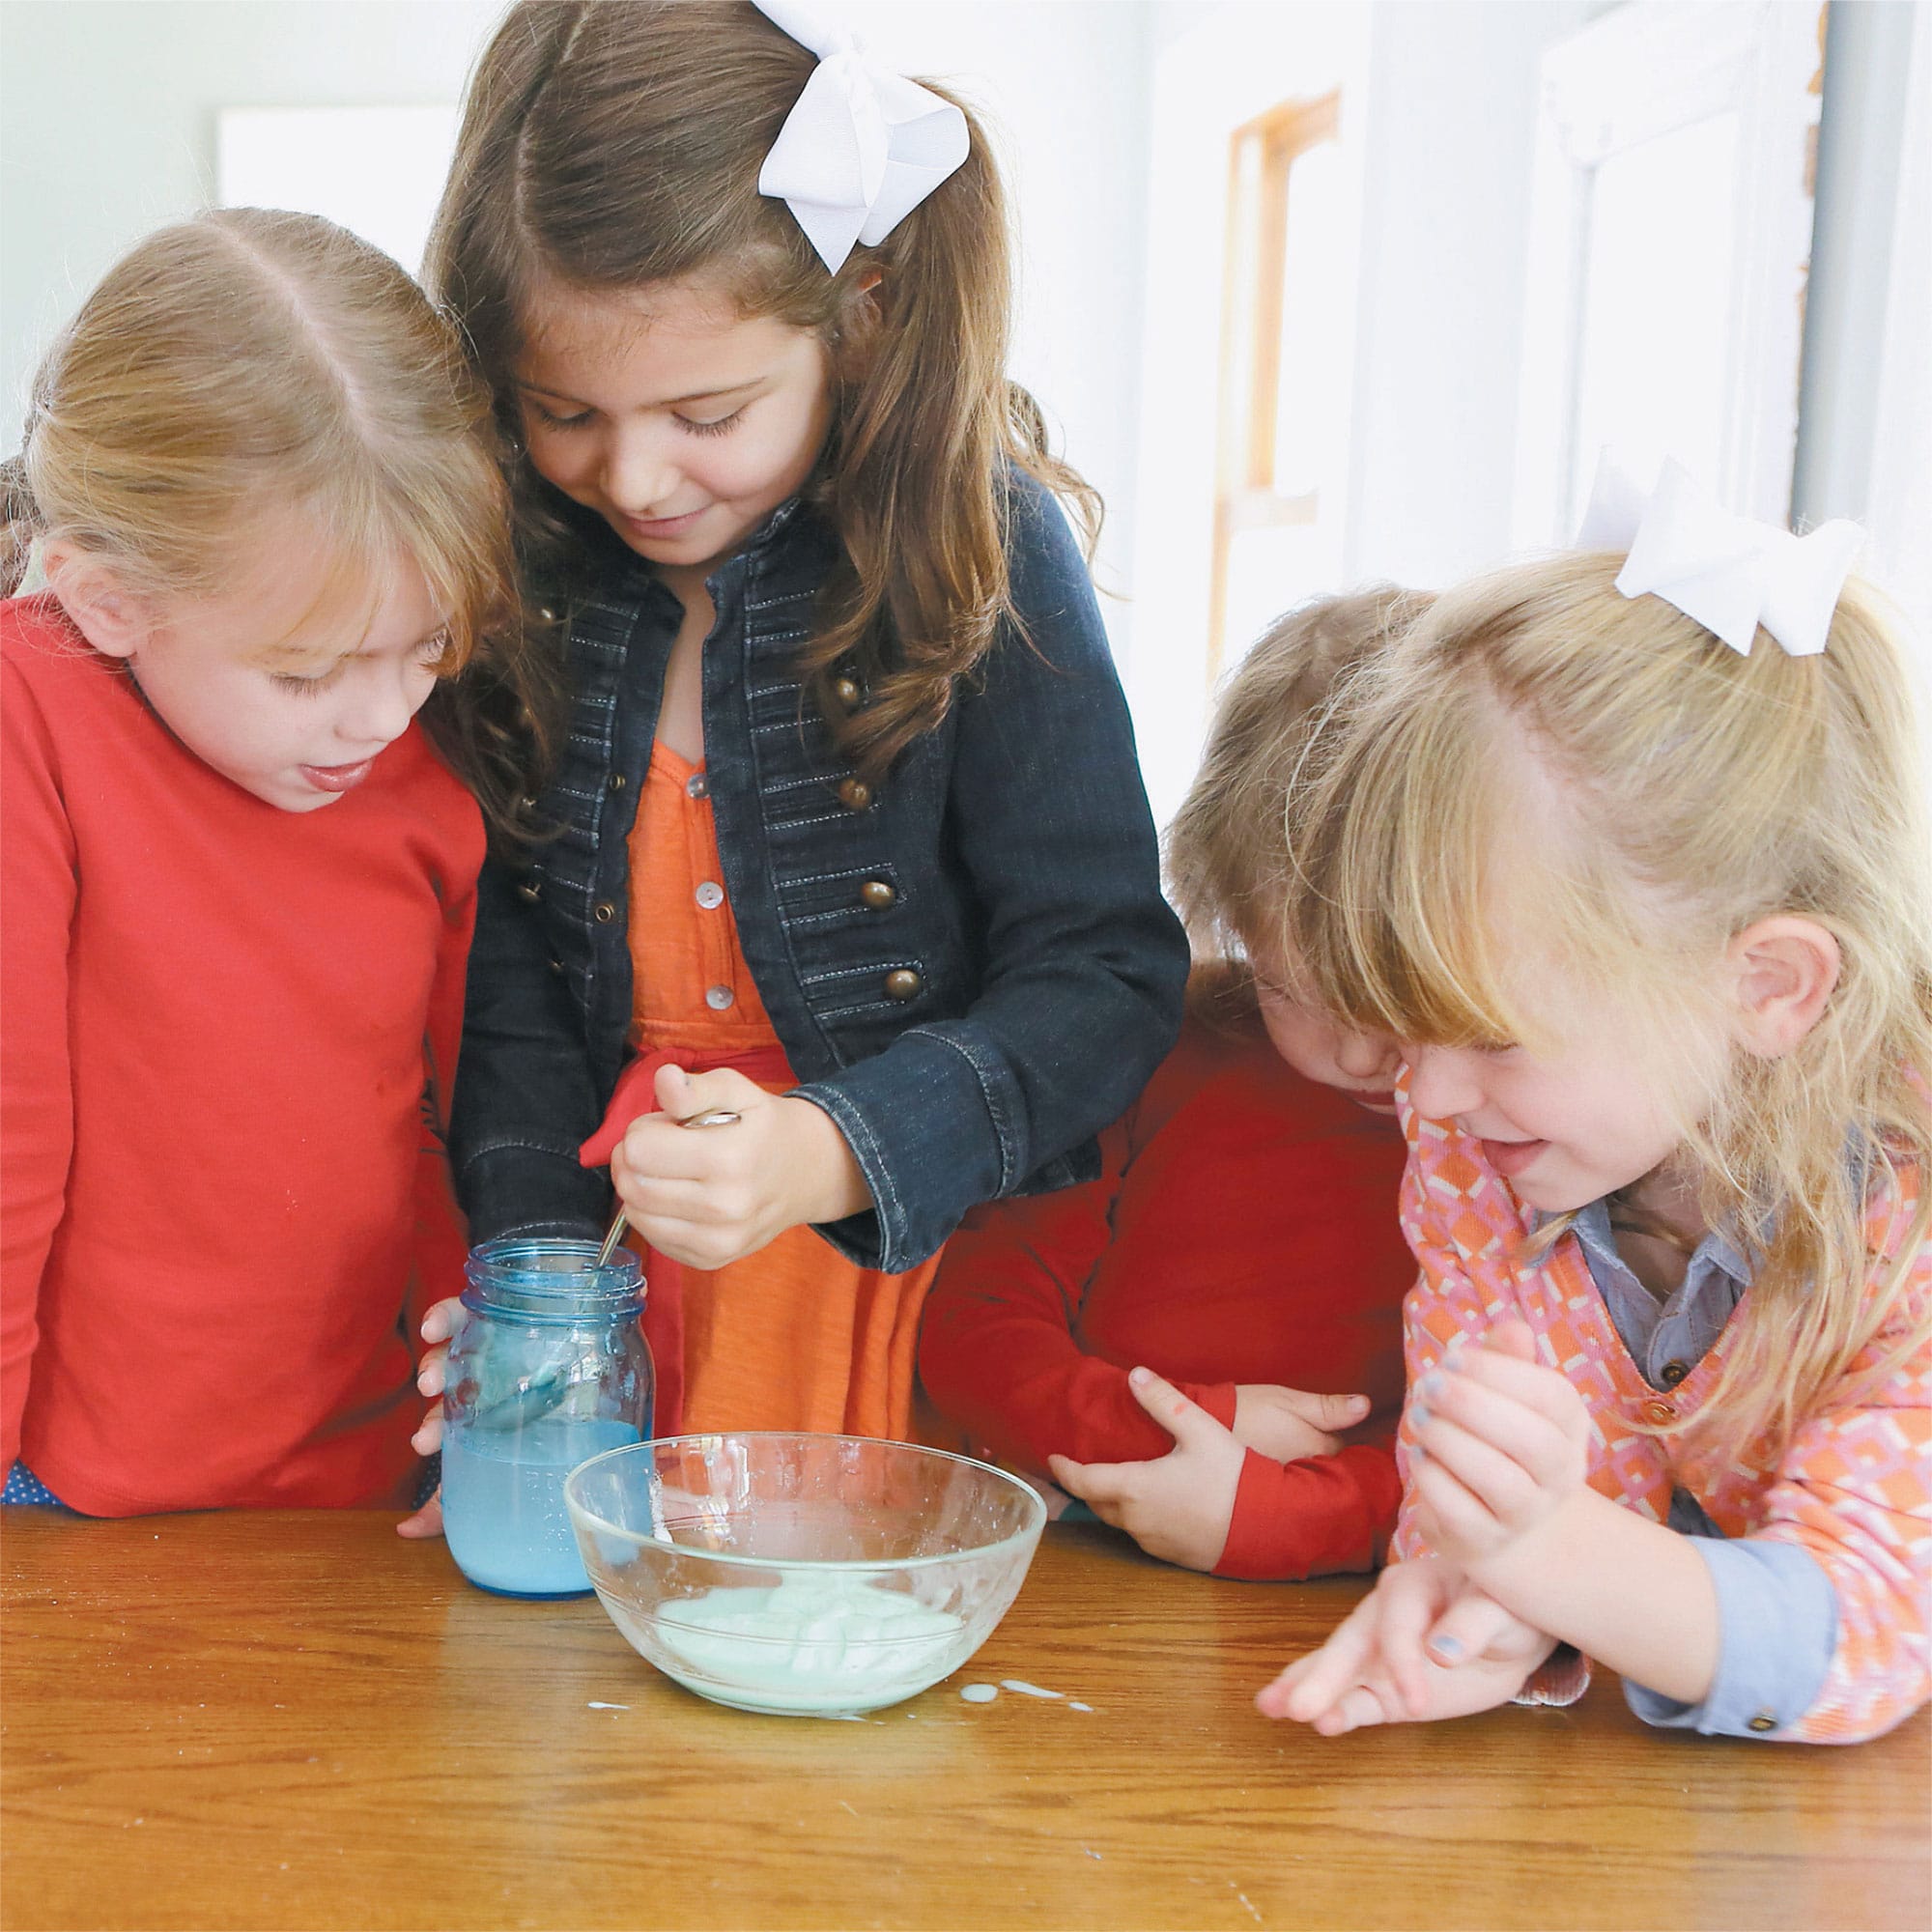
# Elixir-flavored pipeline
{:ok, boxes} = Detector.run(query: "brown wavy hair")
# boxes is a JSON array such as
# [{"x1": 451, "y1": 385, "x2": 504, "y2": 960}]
[
  {"x1": 6, "y1": 208, "x2": 558, "y2": 848},
  {"x1": 424, "y1": 0, "x2": 1098, "y2": 781}
]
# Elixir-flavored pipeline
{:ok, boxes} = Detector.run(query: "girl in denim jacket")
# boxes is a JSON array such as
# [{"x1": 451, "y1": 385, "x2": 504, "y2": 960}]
[{"x1": 405, "y1": 0, "x2": 1187, "y2": 1458}]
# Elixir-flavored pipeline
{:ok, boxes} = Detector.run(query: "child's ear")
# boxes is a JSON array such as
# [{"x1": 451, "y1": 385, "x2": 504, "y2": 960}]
[
  {"x1": 40, "y1": 541, "x2": 153, "y2": 661},
  {"x1": 1725, "y1": 916, "x2": 1841, "y2": 1059}
]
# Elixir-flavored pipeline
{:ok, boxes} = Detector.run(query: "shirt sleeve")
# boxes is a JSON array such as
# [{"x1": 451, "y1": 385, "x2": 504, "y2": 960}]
[
  {"x1": 915, "y1": 1117, "x2": 1240, "y2": 1472},
  {"x1": 1624, "y1": 1535, "x2": 1837, "y2": 1738},
  {"x1": 408, "y1": 813, "x2": 483, "y2": 1346},
  {"x1": 0, "y1": 656, "x2": 77, "y2": 1469},
  {"x1": 447, "y1": 856, "x2": 611, "y2": 1244},
  {"x1": 1700, "y1": 1223, "x2": 1932, "y2": 1745},
  {"x1": 1214, "y1": 1441, "x2": 1402, "y2": 1581},
  {"x1": 793, "y1": 476, "x2": 1191, "y2": 1272}
]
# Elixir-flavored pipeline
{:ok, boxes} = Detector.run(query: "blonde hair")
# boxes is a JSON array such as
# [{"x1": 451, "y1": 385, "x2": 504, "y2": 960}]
[
  {"x1": 425, "y1": 0, "x2": 1098, "y2": 783},
  {"x1": 1167, "y1": 585, "x2": 1433, "y2": 966},
  {"x1": 1281, "y1": 552, "x2": 1932, "y2": 1462},
  {"x1": 5, "y1": 207, "x2": 555, "y2": 842}
]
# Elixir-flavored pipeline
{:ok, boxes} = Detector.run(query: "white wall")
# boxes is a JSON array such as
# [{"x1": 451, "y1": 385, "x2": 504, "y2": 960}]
[
  {"x1": 1344, "y1": 0, "x2": 1588, "y2": 588},
  {"x1": 1125, "y1": 0, "x2": 1585, "y2": 825},
  {"x1": 0, "y1": 0, "x2": 1153, "y2": 645},
  {"x1": 0, "y1": 2, "x2": 504, "y2": 446}
]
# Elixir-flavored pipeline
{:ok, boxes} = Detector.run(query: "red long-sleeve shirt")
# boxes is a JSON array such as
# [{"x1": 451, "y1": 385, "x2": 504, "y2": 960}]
[
  {"x1": 1, "y1": 595, "x2": 479, "y2": 1513},
  {"x1": 918, "y1": 1009, "x2": 1412, "y2": 1578}
]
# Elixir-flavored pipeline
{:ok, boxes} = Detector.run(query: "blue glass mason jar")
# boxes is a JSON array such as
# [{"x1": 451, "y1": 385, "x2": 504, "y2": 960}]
[{"x1": 440, "y1": 1237, "x2": 653, "y2": 1598}]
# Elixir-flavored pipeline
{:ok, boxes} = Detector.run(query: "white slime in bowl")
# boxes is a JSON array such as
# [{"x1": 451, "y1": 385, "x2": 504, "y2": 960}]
[{"x1": 618, "y1": 1572, "x2": 967, "y2": 1714}]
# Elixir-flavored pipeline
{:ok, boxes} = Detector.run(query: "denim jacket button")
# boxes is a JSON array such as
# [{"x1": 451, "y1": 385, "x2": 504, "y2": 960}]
[
  {"x1": 548, "y1": 957, "x2": 564, "y2": 977},
  {"x1": 517, "y1": 880, "x2": 541, "y2": 903},
  {"x1": 705, "y1": 984, "x2": 736, "y2": 1010},
  {"x1": 607, "y1": 772, "x2": 626, "y2": 793},
  {"x1": 593, "y1": 900, "x2": 617, "y2": 924},
  {"x1": 834, "y1": 677, "x2": 863, "y2": 711},
  {"x1": 860, "y1": 878, "x2": 896, "y2": 910},
  {"x1": 838, "y1": 777, "x2": 873, "y2": 811},
  {"x1": 884, "y1": 969, "x2": 922, "y2": 1002}
]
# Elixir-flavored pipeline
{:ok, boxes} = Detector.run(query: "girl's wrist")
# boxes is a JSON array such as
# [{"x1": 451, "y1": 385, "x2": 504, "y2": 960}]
[{"x1": 782, "y1": 1095, "x2": 873, "y2": 1224}]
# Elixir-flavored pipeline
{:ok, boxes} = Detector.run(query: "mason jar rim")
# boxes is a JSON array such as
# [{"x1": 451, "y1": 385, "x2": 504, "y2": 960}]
[{"x1": 462, "y1": 1236, "x2": 644, "y2": 1317}]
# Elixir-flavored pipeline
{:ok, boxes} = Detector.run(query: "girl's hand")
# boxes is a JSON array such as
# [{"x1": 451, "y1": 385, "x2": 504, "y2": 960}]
[
  {"x1": 1046, "y1": 1367, "x2": 1244, "y2": 1572},
  {"x1": 1232, "y1": 1383, "x2": 1369, "y2": 1463},
  {"x1": 395, "y1": 1296, "x2": 464, "y2": 1541},
  {"x1": 1408, "y1": 1319, "x2": 1591, "y2": 1569},
  {"x1": 1256, "y1": 1556, "x2": 1554, "y2": 1734},
  {"x1": 609, "y1": 1065, "x2": 871, "y2": 1270}
]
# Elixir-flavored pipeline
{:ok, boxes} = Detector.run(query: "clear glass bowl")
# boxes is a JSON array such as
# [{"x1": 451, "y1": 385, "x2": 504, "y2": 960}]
[{"x1": 563, "y1": 1434, "x2": 1046, "y2": 1716}]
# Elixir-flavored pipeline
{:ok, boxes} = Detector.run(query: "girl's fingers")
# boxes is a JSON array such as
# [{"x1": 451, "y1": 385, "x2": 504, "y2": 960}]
[
  {"x1": 1410, "y1": 1455, "x2": 1509, "y2": 1551},
  {"x1": 1424, "y1": 1589, "x2": 1525, "y2": 1669},
  {"x1": 1414, "y1": 1407, "x2": 1546, "y2": 1517},
  {"x1": 1481, "y1": 1317, "x2": 1538, "y2": 1364},
  {"x1": 1376, "y1": 1570, "x2": 1447, "y2": 1717},
  {"x1": 611, "y1": 1169, "x2": 722, "y2": 1223},
  {"x1": 1312, "y1": 1681, "x2": 1397, "y2": 1737},
  {"x1": 411, "y1": 1406, "x2": 444, "y2": 1454},
  {"x1": 418, "y1": 1298, "x2": 463, "y2": 1345},
  {"x1": 1048, "y1": 1455, "x2": 1131, "y2": 1508},
  {"x1": 396, "y1": 1490, "x2": 444, "y2": 1541},
  {"x1": 1255, "y1": 1647, "x2": 1328, "y2": 1718},
  {"x1": 1123, "y1": 1366, "x2": 1220, "y2": 1449},
  {"x1": 415, "y1": 1347, "x2": 449, "y2": 1398},
  {"x1": 658, "y1": 1064, "x2": 764, "y2": 1123},
  {"x1": 1434, "y1": 1346, "x2": 1580, "y2": 1427},
  {"x1": 1268, "y1": 1602, "x2": 1380, "y2": 1723}
]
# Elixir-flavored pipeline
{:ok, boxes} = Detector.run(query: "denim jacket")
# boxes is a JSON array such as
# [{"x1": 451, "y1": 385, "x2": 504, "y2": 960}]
[{"x1": 448, "y1": 471, "x2": 1189, "y2": 1272}]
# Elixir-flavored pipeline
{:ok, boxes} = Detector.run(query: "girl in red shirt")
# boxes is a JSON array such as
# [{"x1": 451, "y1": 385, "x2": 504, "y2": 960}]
[
  {"x1": 919, "y1": 589, "x2": 1431, "y2": 1577},
  {"x1": 1, "y1": 211, "x2": 551, "y2": 1515}
]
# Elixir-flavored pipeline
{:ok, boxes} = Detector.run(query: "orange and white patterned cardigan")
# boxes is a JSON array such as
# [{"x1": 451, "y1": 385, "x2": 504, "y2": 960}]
[{"x1": 1389, "y1": 1104, "x2": 1932, "y2": 1745}]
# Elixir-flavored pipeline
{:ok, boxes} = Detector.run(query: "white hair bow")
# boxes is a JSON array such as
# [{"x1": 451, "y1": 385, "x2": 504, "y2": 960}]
[
  {"x1": 1575, "y1": 453, "x2": 1862, "y2": 658},
  {"x1": 752, "y1": 0, "x2": 971, "y2": 273}
]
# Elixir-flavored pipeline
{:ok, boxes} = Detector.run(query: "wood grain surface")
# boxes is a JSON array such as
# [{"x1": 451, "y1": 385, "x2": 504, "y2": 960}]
[{"x1": 3, "y1": 1510, "x2": 1926, "y2": 1932}]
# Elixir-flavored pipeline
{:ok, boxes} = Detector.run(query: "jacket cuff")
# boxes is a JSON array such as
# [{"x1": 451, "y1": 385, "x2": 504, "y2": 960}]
[
  {"x1": 456, "y1": 1145, "x2": 610, "y2": 1246},
  {"x1": 791, "y1": 1025, "x2": 1017, "y2": 1272}
]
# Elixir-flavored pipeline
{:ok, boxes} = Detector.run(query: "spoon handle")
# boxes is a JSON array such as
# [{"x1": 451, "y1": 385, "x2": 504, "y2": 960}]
[{"x1": 592, "y1": 1107, "x2": 742, "y2": 1268}]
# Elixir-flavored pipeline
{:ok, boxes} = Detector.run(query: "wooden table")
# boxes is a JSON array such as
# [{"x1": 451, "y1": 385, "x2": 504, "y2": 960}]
[{"x1": 2, "y1": 1512, "x2": 1925, "y2": 1931}]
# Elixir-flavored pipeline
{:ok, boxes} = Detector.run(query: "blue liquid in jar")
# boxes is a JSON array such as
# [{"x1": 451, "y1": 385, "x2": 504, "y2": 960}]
[{"x1": 442, "y1": 1416, "x2": 640, "y2": 1597}]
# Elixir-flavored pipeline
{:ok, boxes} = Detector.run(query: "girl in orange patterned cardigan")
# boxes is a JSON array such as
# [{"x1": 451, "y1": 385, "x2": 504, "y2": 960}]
[{"x1": 1253, "y1": 522, "x2": 1930, "y2": 1745}]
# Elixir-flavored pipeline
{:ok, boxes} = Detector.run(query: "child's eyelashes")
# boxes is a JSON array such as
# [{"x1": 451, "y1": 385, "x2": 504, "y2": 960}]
[
  {"x1": 676, "y1": 408, "x2": 745, "y2": 439},
  {"x1": 270, "y1": 665, "x2": 343, "y2": 696},
  {"x1": 269, "y1": 634, "x2": 447, "y2": 696},
  {"x1": 524, "y1": 402, "x2": 747, "y2": 438},
  {"x1": 528, "y1": 401, "x2": 593, "y2": 432}
]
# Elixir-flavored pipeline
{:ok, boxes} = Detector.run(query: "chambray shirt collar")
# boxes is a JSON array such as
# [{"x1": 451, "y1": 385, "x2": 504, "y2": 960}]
[
  {"x1": 1560, "y1": 1197, "x2": 1752, "y2": 1293},
  {"x1": 1540, "y1": 1197, "x2": 1751, "y2": 1394}
]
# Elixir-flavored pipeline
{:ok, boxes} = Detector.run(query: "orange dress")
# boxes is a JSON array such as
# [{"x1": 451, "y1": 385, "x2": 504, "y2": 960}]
[{"x1": 622, "y1": 741, "x2": 939, "y2": 1439}]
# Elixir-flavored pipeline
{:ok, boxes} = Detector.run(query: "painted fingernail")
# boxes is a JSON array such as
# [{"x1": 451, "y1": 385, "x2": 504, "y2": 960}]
[
  {"x1": 1128, "y1": 1366, "x2": 1151, "y2": 1388},
  {"x1": 1417, "y1": 1370, "x2": 1445, "y2": 1402},
  {"x1": 1410, "y1": 1404, "x2": 1431, "y2": 1430},
  {"x1": 1428, "y1": 1634, "x2": 1464, "y2": 1662}
]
